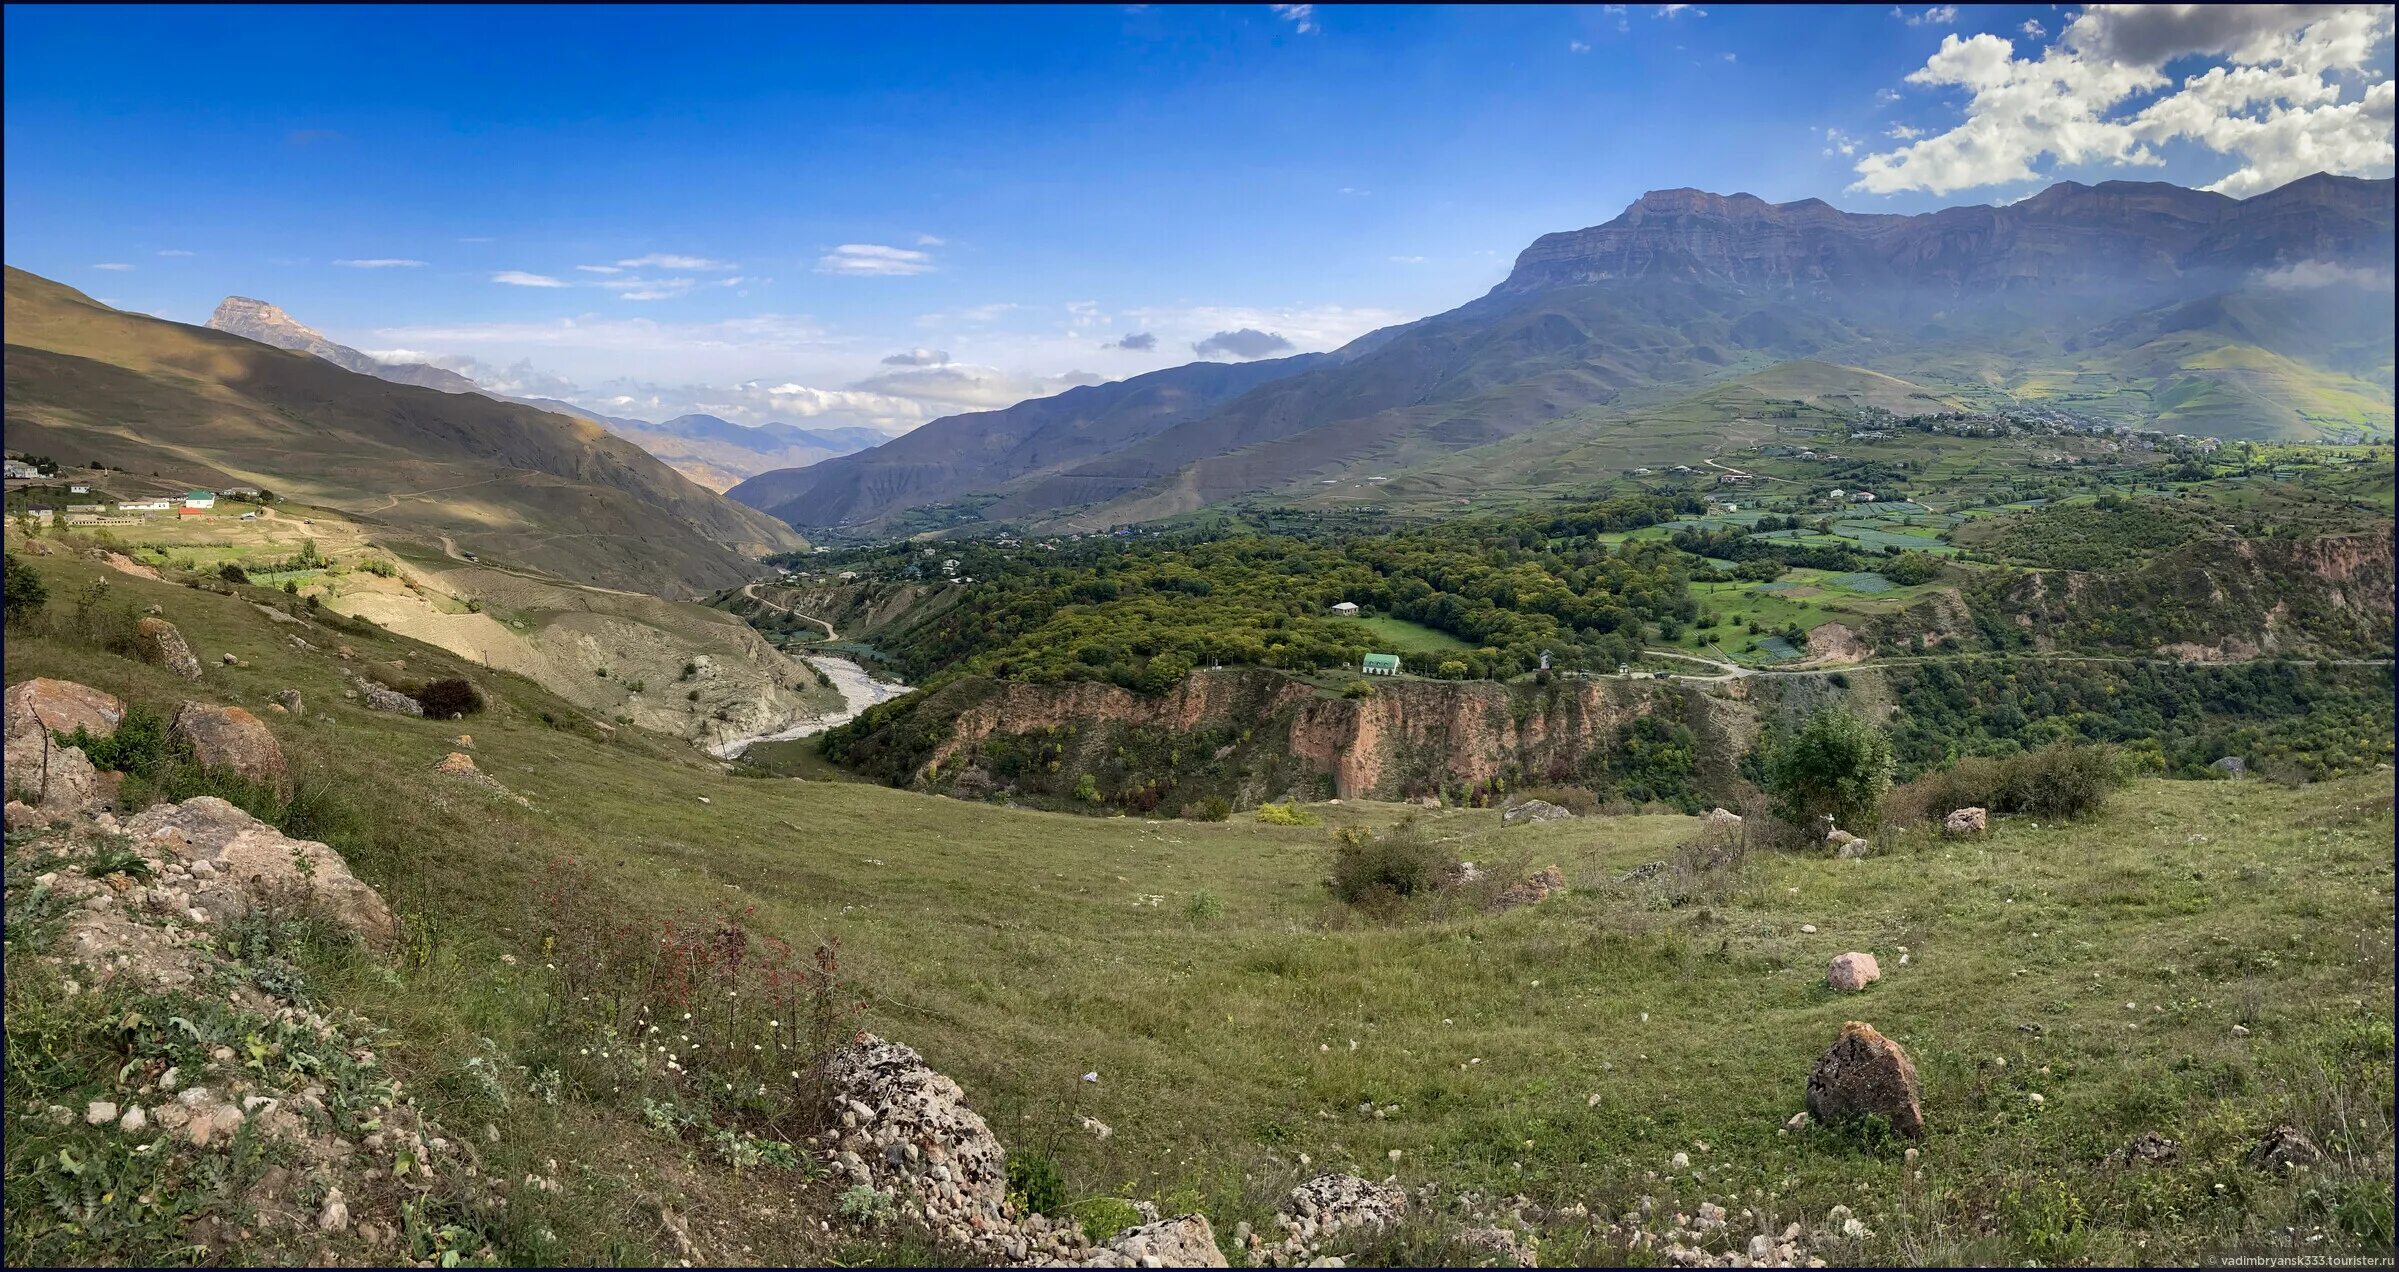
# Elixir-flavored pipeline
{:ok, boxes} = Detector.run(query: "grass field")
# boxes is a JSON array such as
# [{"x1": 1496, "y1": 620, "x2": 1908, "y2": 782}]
[
  {"x1": 1329, "y1": 612, "x2": 1475, "y2": 654},
  {"x1": 7, "y1": 542, "x2": 2392, "y2": 1266}
]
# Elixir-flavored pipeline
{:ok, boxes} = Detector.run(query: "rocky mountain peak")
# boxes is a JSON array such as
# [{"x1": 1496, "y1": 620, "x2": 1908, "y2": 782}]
[{"x1": 204, "y1": 294, "x2": 480, "y2": 393}]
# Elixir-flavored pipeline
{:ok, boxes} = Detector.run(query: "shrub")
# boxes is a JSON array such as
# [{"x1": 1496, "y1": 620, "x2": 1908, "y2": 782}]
[
  {"x1": 1341, "y1": 679, "x2": 1377, "y2": 698},
  {"x1": 1326, "y1": 818, "x2": 1453, "y2": 908},
  {"x1": 1179, "y1": 796, "x2": 1231, "y2": 822},
  {"x1": 1185, "y1": 891, "x2": 1226, "y2": 921},
  {"x1": 217, "y1": 562, "x2": 249, "y2": 584},
  {"x1": 1767, "y1": 707, "x2": 1893, "y2": 832},
  {"x1": 1256, "y1": 799, "x2": 1319, "y2": 827},
  {"x1": 414, "y1": 678, "x2": 484, "y2": 719},
  {"x1": 1511, "y1": 785, "x2": 1600, "y2": 816},
  {"x1": 2, "y1": 551, "x2": 46, "y2": 626},
  {"x1": 1882, "y1": 741, "x2": 2130, "y2": 827},
  {"x1": 1005, "y1": 1150, "x2": 1067, "y2": 1216}
]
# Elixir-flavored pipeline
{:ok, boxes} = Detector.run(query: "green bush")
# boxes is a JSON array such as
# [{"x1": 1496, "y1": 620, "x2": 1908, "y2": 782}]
[
  {"x1": 1256, "y1": 799, "x2": 1319, "y2": 826},
  {"x1": 1326, "y1": 819, "x2": 1452, "y2": 908},
  {"x1": 1005, "y1": 1150, "x2": 1067, "y2": 1216},
  {"x1": 2, "y1": 551, "x2": 47, "y2": 626},
  {"x1": 414, "y1": 678, "x2": 484, "y2": 719},
  {"x1": 1178, "y1": 797, "x2": 1231, "y2": 822},
  {"x1": 216, "y1": 562, "x2": 250, "y2": 584},
  {"x1": 1884, "y1": 741, "x2": 2130, "y2": 826},
  {"x1": 1767, "y1": 707, "x2": 1893, "y2": 832}
]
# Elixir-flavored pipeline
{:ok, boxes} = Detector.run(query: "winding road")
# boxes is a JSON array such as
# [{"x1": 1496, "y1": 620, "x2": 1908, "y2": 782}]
[
  {"x1": 1636, "y1": 646, "x2": 2394, "y2": 684},
  {"x1": 740, "y1": 582, "x2": 838, "y2": 640}
]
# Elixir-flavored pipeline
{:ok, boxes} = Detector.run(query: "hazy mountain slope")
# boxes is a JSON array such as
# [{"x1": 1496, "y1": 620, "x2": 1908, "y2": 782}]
[
  {"x1": 206, "y1": 296, "x2": 482, "y2": 393},
  {"x1": 4, "y1": 267, "x2": 800, "y2": 595},
  {"x1": 729, "y1": 353, "x2": 1327, "y2": 529},
  {"x1": 518, "y1": 404, "x2": 894, "y2": 493}
]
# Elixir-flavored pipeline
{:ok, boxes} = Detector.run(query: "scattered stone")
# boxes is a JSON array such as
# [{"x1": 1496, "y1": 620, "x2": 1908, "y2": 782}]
[
  {"x1": 1490, "y1": 865, "x2": 1566, "y2": 913},
  {"x1": 1835, "y1": 839, "x2": 1870, "y2": 860},
  {"x1": 119, "y1": 1104, "x2": 149, "y2": 1133},
  {"x1": 5, "y1": 677, "x2": 126, "y2": 742},
  {"x1": 220, "y1": 652, "x2": 238, "y2": 666},
  {"x1": 2108, "y1": 1131, "x2": 2181, "y2": 1168},
  {"x1": 317, "y1": 1186, "x2": 350, "y2": 1233},
  {"x1": 1444, "y1": 860, "x2": 1484, "y2": 886},
  {"x1": 4, "y1": 799, "x2": 38, "y2": 831},
  {"x1": 170, "y1": 703, "x2": 290, "y2": 796},
  {"x1": 86, "y1": 1100, "x2": 120, "y2": 1125},
  {"x1": 1942, "y1": 807, "x2": 1987, "y2": 837},
  {"x1": 1061, "y1": 1214, "x2": 1229, "y2": 1268},
  {"x1": 1417, "y1": 795, "x2": 1440, "y2": 810},
  {"x1": 2248, "y1": 1125, "x2": 2322, "y2": 1173},
  {"x1": 1263, "y1": 1173, "x2": 1407, "y2": 1264},
  {"x1": 1501, "y1": 800, "x2": 1574, "y2": 826},
  {"x1": 453, "y1": 734, "x2": 473, "y2": 748},
  {"x1": 2232, "y1": 1024, "x2": 2251, "y2": 1038},
  {"x1": 1826, "y1": 952, "x2": 1881, "y2": 993},
  {"x1": 1702, "y1": 807, "x2": 1743, "y2": 829},
  {"x1": 1805, "y1": 1021, "x2": 1924, "y2": 1139},
  {"x1": 1457, "y1": 1225, "x2": 1537, "y2": 1267},
  {"x1": 433, "y1": 752, "x2": 480, "y2": 778},
  {"x1": 271, "y1": 689, "x2": 304, "y2": 717},
  {"x1": 134, "y1": 617, "x2": 204, "y2": 680},
  {"x1": 349, "y1": 675, "x2": 424, "y2": 716}
]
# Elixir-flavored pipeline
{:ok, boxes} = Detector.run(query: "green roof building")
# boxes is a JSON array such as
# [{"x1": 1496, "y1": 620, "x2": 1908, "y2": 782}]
[{"x1": 1361, "y1": 653, "x2": 1401, "y2": 676}]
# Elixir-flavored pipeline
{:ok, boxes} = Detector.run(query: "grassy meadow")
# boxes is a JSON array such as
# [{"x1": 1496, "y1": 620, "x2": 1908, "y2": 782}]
[{"x1": 5, "y1": 541, "x2": 2394, "y2": 1265}]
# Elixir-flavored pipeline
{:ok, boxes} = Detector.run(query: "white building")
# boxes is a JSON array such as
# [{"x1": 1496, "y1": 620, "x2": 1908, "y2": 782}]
[
  {"x1": 1330, "y1": 601, "x2": 1361, "y2": 616},
  {"x1": 2, "y1": 460, "x2": 38, "y2": 479}
]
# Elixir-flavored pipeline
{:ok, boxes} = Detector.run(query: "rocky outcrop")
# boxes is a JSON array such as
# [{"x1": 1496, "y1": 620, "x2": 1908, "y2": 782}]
[
  {"x1": 349, "y1": 674, "x2": 424, "y2": 716},
  {"x1": 5, "y1": 729, "x2": 105, "y2": 818},
  {"x1": 822, "y1": 1034, "x2": 1020, "y2": 1255},
  {"x1": 170, "y1": 703, "x2": 288, "y2": 796},
  {"x1": 2249, "y1": 1125, "x2": 2323, "y2": 1173},
  {"x1": 122, "y1": 797, "x2": 396, "y2": 944},
  {"x1": 1052, "y1": 1215, "x2": 1229, "y2": 1268},
  {"x1": 134, "y1": 616, "x2": 203, "y2": 680},
  {"x1": 1942, "y1": 807, "x2": 1987, "y2": 837},
  {"x1": 1805, "y1": 1021, "x2": 1924, "y2": 1139},
  {"x1": 1259, "y1": 1174, "x2": 1407, "y2": 1265},
  {"x1": 6, "y1": 678, "x2": 126, "y2": 741},
  {"x1": 902, "y1": 668, "x2": 1711, "y2": 804}
]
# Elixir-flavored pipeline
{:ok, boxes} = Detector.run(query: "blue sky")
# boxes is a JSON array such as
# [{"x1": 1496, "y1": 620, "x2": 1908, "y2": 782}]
[{"x1": 6, "y1": 4, "x2": 2392, "y2": 431}]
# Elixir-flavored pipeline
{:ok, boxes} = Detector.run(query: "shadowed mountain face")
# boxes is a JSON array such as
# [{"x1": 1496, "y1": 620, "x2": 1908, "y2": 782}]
[
  {"x1": 732, "y1": 174, "x2": 2393, "y2": 535},
  {"x1": 6, "y1": 268, "x2": 801, "y2": 596}
]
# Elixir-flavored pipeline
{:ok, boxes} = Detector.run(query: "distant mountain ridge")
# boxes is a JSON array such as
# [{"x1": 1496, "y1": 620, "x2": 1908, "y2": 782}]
[
  {"x1": 206, "y1": 297, "x2": 482, "y2": 393},
  {"x1": 7, "y1": 268, "x2": 799, "y2": 595},
  {"x1": 733, "y1": 172, "x2": 2394, "y2": 534}
]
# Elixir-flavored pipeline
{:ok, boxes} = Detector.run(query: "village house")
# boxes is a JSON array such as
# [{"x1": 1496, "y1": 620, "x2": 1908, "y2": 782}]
[
  {"x1": 2, "y1": 459, "x2": 39, "y2": 480},
  {"x1": 1330, "y1": 601, "x2": 1361, "y2": 616},
  {"x1": 1360, "y1": 652, "x2": 1401, "y2": 676},
  {"x1": 1850, "y1": 490, "x2": 1877, "y2": 503},
  {"x1": 118, "y1": 498, "x2": 172, "y2": 512},
  {"x1": 181, "y1": 490, "x2": 216, "y2": 510},
  {"x1": 68, "y1": 483, "x2": 91, "y2": 494}
]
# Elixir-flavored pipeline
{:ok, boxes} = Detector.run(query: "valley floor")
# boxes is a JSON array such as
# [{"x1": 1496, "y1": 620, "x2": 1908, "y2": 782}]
[{"x1": 5, "y1": 542, "x2": 2394, "y2": 1266}]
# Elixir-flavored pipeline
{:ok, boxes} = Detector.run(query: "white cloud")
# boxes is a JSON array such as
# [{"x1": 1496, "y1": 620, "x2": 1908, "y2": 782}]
[
  {"x1": 2252, "y1": 258, "x2": 2395, "y2": 290},
  {"x1": 1892, "y1": 5, "x2": 1957, "y2": 28},
  {"x1": 1887, "y1": 123, "x2": 1925, "y2": 140},
  {"x1": 1654, "y1": 4, "x2": 1703, "y2": 19},
  {"x1": 913, "y1": 233, "x2": 946, "y2": 247},
  {"x1": 1723, "y1": 51, "x2": 1737, "y2": 62},
  {"x1": 1876, "y1": 86, "x2": 1903, "y2": 105},
  {"x1": 1569, "y1": 40, "x2": 1592, "y2": 53},
  {"x1": 1270, "y1": 3, "x2": 1315, "y2": 34},
  {"x1": 615, "y1": 253, "x2": 737, "y2": 271},
  {"x1": 880, "y1": 347, "x2": 951, "y2": 366},
  {"x1": 1389, "y1": 255, "x2": 1427, "y2": 264},
  {"x1": 492, "y1": 270, "x2": 569, "y2": 287},
  {"x1": 155, "y1": 249, "x2": 195, "y2": 257},
  {"x1": 851, "y1": 362, "x2": 1104, "y2": 410},
  {"x1": 817, "y1": 243, "x2": 937, "y2": 276},
  {"x1": 1853, "y1": 6, "x2": 2397, "y2": 197},
  {"x1": 916, "y1": 302, "x2": 1020, "y2": 326},
  {"x1": 92, "y1": 262, "x2": 132, "y2": 271},
  {"x1": 334, "y1": 258, "x2": 426, "y2": 268},
  {"x1": 2021, "y1": 19, "x2": 2047, "y2": 39},
  {"x1": 575, "y1": 264, "x2": 623, "y2": 274},
  {"x1": 1823, "y1": 127, "x2": 1862, "y2": 157}
]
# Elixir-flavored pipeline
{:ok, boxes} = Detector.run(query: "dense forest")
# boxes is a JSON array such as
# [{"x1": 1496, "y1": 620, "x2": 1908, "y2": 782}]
[{"x1": 772, "y1": 493, "x2": 1709, "y2": 693}]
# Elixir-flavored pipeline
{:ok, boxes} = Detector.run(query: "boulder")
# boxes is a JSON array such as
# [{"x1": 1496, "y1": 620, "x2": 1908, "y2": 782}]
[
  {"x1": 1491, "y1": 865, "x2": 1566, "y2": 912},
  {"x1": 1702, "y1": 807, "x2": 1743, "y2": 828},
  {"x1": 1804, "y1": 1021, "x2": 1924, "y2": 1138},
  {"x1": 433, "y1": 752, "x2": 480, "y2": 778},
  {"x1": 2248, "y1": 1125, "x2": 2322, "y2": 1173},
  {"x1": 1942, "y1": 807, "x2": 1987, "y2": 837},
  {"x1": 1273, "y1": 1173, "x2": 1407, "y2": 1255},
  {"x1": 133, "y1": 617, "x2": 203, "y2": 680},
  {"x1": 1835, "y1": 838, "x2": 1871, "y2": 860},
  {"x1": 170, "y1": 703, "x2": 288, "y2": 796},
  {"x1": 271, "y1": 689, "x2": 303, "y2": 717},
  {"x1": 4, "y1": 729, "x2": 105, "y2": 817},
  {"x1": 2211, "y1": 756, "x2": 2248, "y2": 776},
  {"x1": 1501, "y1": 800, "x2": 1573, "y2": 826},
  {"x1": 1826, "y1": 952, "x2": 1881, "y2": 992},
  {"x1": 4, "y1": 678, "x2": 126, "y2": 743},
  {"x1": 4, "y1": 799, "x2": 39, "y2": 831},
  {"x1": 123, "y1": 797, "x2": 395, "y2": 944}
]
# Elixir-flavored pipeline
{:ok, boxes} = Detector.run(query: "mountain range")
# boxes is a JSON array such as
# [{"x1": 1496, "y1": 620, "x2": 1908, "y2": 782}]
[
  {"x1": 202, "y1": 299, "x2": 890, "y2": 490},
  {"x1": 6, "y1": 268, "x2": 798, "y2": 595},
  {"x1": 732, "y1": 173, "x2": 2395, "y2": 535}
]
